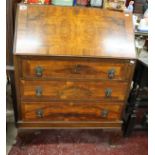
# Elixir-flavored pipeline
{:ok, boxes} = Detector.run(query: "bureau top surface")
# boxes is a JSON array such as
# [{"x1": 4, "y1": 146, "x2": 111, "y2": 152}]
[{"x1": 14, "y1": 4, "x2": 136, "y2": 59}]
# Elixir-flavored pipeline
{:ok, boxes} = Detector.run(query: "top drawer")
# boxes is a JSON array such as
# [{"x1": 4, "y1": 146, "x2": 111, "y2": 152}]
[{"x1": 21, "y1": 58, "x2": 133, "y2": 81}]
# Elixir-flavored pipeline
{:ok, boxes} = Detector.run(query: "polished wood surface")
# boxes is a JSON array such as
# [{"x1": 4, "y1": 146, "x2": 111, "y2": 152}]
[
  {"x1": 21, "y1": 58, "x2": 132, "y2": 81},
  {"x1": 14, "y1": 55, "x2": 135, "y2": 129},
  {"x1": 14, "y1": 4, "x2": 136, "y2": 59},
  {"x1": 17, "y1": 121, "x2": 122, "y2": 129},
  {"x1": 20, "y1": 80, "x2": 128, "y2": 101},
  {"x1": 22, "y1": 101, "x2": 123, "y2": 121}
]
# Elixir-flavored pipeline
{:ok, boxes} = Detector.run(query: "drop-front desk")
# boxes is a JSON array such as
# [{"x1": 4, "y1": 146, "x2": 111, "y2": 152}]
[{"x1": 14, "y1": 4, "x2": 136, "y2": 131}]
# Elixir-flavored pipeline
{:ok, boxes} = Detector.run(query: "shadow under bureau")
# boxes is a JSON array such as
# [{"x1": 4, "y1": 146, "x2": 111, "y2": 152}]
[{"x1": 13, "y1": 4, "x2": 136, "y2": 130}]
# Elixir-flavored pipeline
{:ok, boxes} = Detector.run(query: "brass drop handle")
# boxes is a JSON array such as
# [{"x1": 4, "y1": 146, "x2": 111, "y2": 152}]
[
  {"x1": 35, "y1": 66, "x2": 43, "y2": 77},
  {"x1": 101, "y1": 109, "x2": 109, "y2": 118},
  {"x1": 108, "y1": 69, "x2": 115, "y2": 79},
  {"x1": 105, "y1": 88, "x2": 112, "y2": 97},
  {"x1": 35, "y1": 86, "x2": 42, "y2": 97},
  {"x1": 36, "y1": 109, "x2": 44, "y2": 118}
]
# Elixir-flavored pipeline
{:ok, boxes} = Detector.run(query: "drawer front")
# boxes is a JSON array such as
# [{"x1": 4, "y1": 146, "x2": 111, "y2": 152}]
[
  {"x1": 21, "y1": 102, "x2": 123, "y2": 121},
  {"x1": 21, "y1": 59, "x2": 132, "y2": 80},
  {"x1": 20, "y1": 80, "x2": 128, "y2": 101}
]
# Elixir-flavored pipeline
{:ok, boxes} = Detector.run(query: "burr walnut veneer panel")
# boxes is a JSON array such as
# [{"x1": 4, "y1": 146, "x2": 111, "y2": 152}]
[
  {"x1": 14, "y1": 4, "x2": 135, "y2": 58},
  {"x1": 20, "y1": 80, "x2": 128, "y2": 101},
  {"x1": 21, "y1": 102, "x2": 123, "y2": 122},
  {"x1": 21, "y1": 58, "x2": 132, "y2": 81}
]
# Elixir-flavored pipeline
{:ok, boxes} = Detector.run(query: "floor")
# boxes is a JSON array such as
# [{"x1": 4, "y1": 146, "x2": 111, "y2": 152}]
[
  {"x1": 7, "y1": 129, "x2": 148, "y2": 155},
  {"x1": 6, "y1": 84, "x2": 17, "y2": 155},
  {"x1": 6, "y1": 122, "x2": 17, "y2": 154}
]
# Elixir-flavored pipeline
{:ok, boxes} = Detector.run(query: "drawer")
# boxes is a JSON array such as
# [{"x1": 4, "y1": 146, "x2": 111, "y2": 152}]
[
  {"x1": 21, "y1": 101, "x2": 123, "y2": 121},
  {"x1": 21, "y1": 58, "x2": 132, "y2": 81},
  {"x1": 20, "y1": 80, "x2": 128, "y2": 101}
]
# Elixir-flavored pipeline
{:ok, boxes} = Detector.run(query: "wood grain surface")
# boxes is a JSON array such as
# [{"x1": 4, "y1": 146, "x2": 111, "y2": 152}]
[
  {"x1": 17, "y1": 121, "x2": 122, "y2": 129},
  {"x1": 21, "y1": 57, "x2": 133, "y2": 81},
  {"x1": 14, "y1": 4, "x2": 136, "y2": 59},
  {"x1": 21, "y1": 101, "x2": 123, "y2": 121},
  {"x1": 20, "y1": 80, "x2": 128, "y2": 101}
]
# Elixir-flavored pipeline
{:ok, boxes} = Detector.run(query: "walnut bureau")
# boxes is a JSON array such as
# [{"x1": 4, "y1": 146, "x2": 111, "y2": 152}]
[{"x1": 13, "y1": 4, "x2": 136, "y2": 130}]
